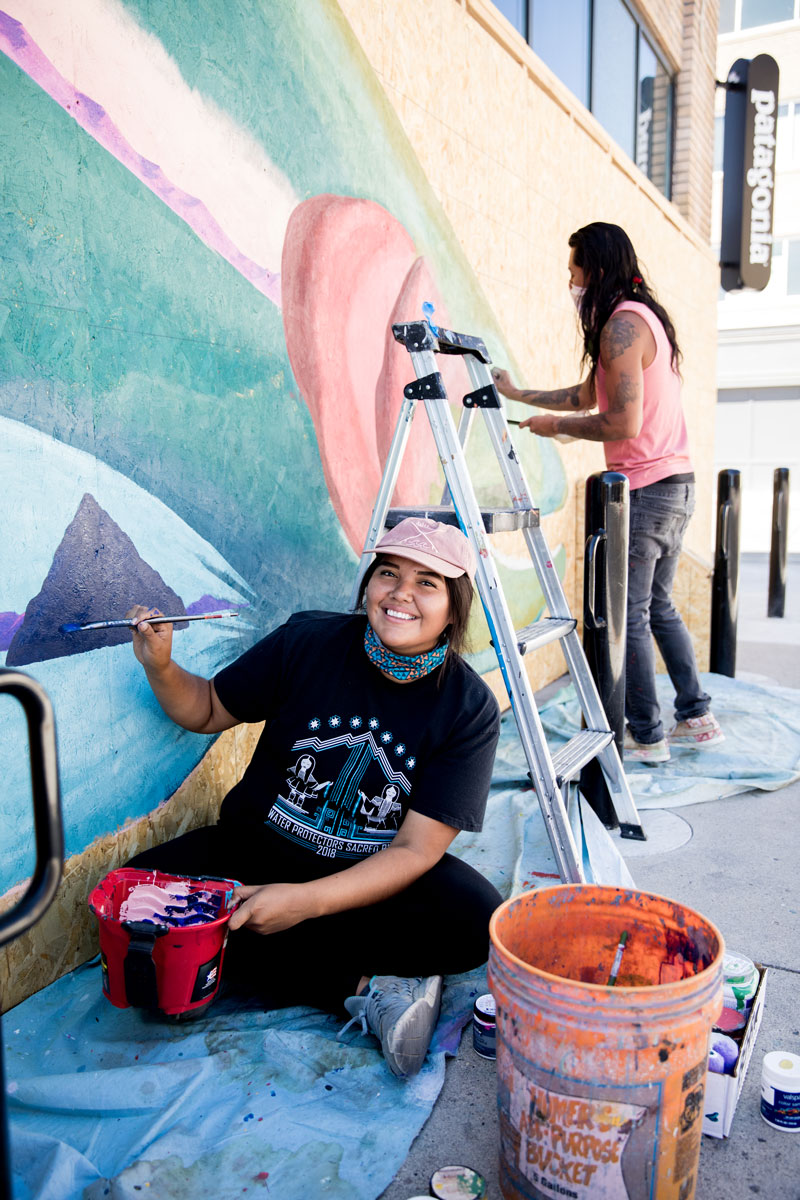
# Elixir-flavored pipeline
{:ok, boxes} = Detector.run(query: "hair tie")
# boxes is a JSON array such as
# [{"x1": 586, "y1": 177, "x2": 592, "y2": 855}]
[{"x1": 632, "y1": 275, "x2": 643, "y2": 286}]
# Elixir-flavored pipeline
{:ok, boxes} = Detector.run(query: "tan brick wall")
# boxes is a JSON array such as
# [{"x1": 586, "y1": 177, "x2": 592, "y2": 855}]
[{"x1": 672, "y1": 0, "x2": 721, "y2": 239}]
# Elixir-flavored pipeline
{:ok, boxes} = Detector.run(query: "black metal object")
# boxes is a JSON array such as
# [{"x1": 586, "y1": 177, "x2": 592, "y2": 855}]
[
  {"x1": 402, "y1": 372, "x2": 447, "y2": 401},
  {"x1": 0, "y1": 670, "x2": 64, "y2": 1200},
  {"x1": 719, "y1": 54, "x2": 780, "y2": 292},
  {"x1": 710, "y1": 469, "x2": 741, "y2": 676},
  {"x1": 463, "y1": 384, "x2": 500, "y2": 409},
  {"x1": 579, "y1": 472, "x2": 629, "y2": 830},
  {"x1": 768, "y1": 468, "x2": 790, "y2": 618}
]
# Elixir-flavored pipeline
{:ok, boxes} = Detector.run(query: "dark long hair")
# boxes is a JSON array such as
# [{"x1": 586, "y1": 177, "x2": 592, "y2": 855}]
[
  {"x1": 357, "y1": 555, "x2": 474, "y2": 676},
  {"x1": 568, "y1": 223, "x2": 681, "y2": 386}
]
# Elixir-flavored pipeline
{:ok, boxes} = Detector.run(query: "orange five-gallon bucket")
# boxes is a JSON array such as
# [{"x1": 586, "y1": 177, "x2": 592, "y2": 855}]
[{"x1": 488, "y1": 885, "x2": 724, "y2": 1200}]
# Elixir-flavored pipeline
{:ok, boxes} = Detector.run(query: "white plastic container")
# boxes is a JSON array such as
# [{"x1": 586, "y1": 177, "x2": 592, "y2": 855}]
[{"x1": 760, "y1": 1051, "x2": 800, "y2": 1131}]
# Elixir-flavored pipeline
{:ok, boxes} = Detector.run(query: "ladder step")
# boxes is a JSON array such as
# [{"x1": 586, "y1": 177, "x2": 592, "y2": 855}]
[
  {"x1": 552, "y1": 730, "x2": 614, "y2": 787},
  {"x1": 386, "y1": 505, "x2": 539, "y2": 533},
  {"x1": 516, "y1": 617, "x2": 576, "y2": 655}
]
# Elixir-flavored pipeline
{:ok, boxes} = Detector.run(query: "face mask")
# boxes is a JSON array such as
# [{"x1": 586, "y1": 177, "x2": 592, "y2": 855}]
[{"x1": 569, "y1": 283, "x2": 586, "y2": 311}]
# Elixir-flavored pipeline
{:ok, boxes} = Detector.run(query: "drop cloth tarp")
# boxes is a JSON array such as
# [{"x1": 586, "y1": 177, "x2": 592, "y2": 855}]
[
  {"x1": 6, "y1": 723, "x2": 629, "y2": 1200},
  {"x1": 538, "y1": 671, "x2": 800, "y2": 807}
]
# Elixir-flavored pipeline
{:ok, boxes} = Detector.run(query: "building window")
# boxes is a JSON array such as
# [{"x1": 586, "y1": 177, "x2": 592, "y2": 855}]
[
  {"x1": 788, "y1": 239, "x2": 800, "y2": 295},
  {"x1": 777, "y1": 101, "x2": 800, "y2": 170},
  {"x1": 719, "y1": 0, "x2": 799, "y2": 32},
  {"x1": 494, "y1": 0, "x2": 675, "y2": 198},
  {"x1": 531, "y1": 0, "x2": 590, "y2": 108}
]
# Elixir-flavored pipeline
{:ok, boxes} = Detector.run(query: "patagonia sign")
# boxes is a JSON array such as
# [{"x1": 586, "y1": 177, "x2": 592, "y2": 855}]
[{"x1": 720, "y1": 54, "x2": 780, "y2": 292}]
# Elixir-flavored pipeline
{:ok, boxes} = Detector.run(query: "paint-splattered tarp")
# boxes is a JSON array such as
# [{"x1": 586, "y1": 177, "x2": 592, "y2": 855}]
[
  {"x1": 5, "y1": 731, "x2": 630, "y2": 1200},
  {"x1": 535, "y1": 672, "x2": 800, "y2": 807}
]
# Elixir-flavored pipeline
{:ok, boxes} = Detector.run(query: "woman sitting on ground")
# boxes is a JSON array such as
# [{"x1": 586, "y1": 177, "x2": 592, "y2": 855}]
[{"x1": 126, "y1": 517, "x2": 502, "y2": 1077}]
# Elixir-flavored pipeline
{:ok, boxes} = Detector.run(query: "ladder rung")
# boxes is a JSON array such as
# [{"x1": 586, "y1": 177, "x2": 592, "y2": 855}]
[
  {"x1": 516, "y1": 617, "x2": 576, "y2": 655},
  {"x1": 386, "y1": 505, "x2": 539, "y2": 533},
  {"x1": 552, "y1": 730, "x2": 614, "y2": 786}
]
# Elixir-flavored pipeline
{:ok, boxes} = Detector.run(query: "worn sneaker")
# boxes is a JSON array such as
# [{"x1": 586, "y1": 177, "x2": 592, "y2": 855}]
[
  {"x1": 338, "y1": 974, "x2": 442, "y2": 1077},
  {"x1": 668, "y1": 712, "x2": 725, "y2": 748},
  {"x1": 623, "y1": 728, "x2": 670, "y2": 764}
]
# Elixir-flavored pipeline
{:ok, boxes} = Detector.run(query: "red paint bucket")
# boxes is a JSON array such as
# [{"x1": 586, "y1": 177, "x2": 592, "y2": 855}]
[
  {"x1": 88, "y1": 868, "x2": 239, "y2": 1016},
  {"x1": 488, "y1": 885, "x2": 724, "y2": 1200}
]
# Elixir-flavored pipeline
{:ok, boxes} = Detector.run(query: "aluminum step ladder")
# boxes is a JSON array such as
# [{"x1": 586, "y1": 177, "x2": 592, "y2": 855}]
[{"x1": 350, "y1": 319, "x2": 645, "y2": 884}]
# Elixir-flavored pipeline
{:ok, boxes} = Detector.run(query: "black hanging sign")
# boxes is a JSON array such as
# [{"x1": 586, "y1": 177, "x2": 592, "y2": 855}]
[{"x1": 720, "y1": 53, "x2": 780, "y2": 292}]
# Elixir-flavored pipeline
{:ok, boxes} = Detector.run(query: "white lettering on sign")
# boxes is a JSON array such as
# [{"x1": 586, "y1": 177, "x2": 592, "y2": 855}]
[{"x1": 747, "y1": 88, "x2": 776, "y2": 266}]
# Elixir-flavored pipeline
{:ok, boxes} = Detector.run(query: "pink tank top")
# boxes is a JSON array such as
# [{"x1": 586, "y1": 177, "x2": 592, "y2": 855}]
[{"x1": 595, "y1": 301, "x2": 692, "y2": 490}]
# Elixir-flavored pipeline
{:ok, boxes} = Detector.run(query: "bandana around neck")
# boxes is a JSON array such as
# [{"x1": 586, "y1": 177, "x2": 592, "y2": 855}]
[{"x1": 364, "y1": 622, "x2": 447, "y2": 682}]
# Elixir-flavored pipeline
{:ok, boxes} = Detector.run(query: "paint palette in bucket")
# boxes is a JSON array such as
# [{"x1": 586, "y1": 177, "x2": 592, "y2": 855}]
[{"x1": 88, "y1": 868, "x2": 240, "y2": 1016}]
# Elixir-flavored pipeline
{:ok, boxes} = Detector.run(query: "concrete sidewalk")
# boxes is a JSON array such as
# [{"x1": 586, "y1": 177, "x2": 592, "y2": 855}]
[{"x1": 380, "y1": 555, "x2": 800, "y2": 1200}]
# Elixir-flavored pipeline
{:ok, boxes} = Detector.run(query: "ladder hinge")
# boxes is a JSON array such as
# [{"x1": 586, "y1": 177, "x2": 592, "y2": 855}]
[
  {"x1": 392, "y1": 321, "x2": 438, "y2": 352},
  {"x1": 404, "y1": 372, "x2": 447, "y2": 401},
  {"x1": 463, "y1": 383, "x2": 500, "y2": 409}
]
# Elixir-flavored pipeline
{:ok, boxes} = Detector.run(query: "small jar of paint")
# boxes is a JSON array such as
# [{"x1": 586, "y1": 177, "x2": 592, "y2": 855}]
[
  {"x1": 760, "y1": 1051, "x2": 800, "y2": 1131},
  {"x1": 721, "y1": 952, "x2": 759, "y2": 1020},
  {"x1": 472, "y1": 993, "x2": 496, "y2": 1060}
]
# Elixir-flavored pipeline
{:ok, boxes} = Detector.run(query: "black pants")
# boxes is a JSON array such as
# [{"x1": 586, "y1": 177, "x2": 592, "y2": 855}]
[{"x1": 127, "y1": 824, "x2": 502, "y2": 1014}]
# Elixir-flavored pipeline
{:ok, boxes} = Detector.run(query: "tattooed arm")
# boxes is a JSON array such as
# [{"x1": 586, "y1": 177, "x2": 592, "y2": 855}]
[
  {"x1": 491, "y1": 368, "x2": 594, "y2": 411},
  {"x1": 518, "y1": 313, "x2": 653, "y2": 442}
]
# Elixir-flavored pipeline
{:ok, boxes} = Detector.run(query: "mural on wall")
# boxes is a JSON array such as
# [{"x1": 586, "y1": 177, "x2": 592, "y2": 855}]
[{"x1": 0, "y1": 0, "x2": 568, "y2": 895}]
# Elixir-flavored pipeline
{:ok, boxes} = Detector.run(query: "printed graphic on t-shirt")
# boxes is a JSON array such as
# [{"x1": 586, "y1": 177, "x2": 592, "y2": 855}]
[{"x1": 266, "y1": 712, "x2": 415, "y2": 859}]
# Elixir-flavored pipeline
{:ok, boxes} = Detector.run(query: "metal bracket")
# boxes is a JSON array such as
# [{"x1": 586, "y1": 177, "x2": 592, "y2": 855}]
[
  {"x1": 463, "y1": 383, "x2": 500, "y2": 409},
  {"x1": 404, "y1": 372, "x2": 447, "y2": 401},
  {"x1": 392, "y1": 321, "x2": 438, "y2": 352}
]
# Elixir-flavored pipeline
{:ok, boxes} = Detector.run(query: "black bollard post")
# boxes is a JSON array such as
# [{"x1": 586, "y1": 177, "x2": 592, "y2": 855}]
[
  {"x1": 710, "y1": 469, "x2": 741, "y2": 677},
  {"x1": 580, "y1": 472, "x2": 629, "y2": 830},
  {"x1": 768, "y1": 468, "x2": 789, "y2": 618}
]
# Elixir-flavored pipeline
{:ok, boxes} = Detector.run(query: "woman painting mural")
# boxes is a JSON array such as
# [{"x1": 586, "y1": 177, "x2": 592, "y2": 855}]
[
  {"x1": 126, "y1": 517, "x2": 501, "y2": 1077},
  {"x1": 493, "y1": 221, "x2": 723, "y2": 764}
]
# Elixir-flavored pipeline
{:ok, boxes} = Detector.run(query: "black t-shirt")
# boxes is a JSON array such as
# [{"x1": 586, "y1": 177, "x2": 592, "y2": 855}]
[{"x1": 213, "y1": 612, "x2": 500, "y2": 872}]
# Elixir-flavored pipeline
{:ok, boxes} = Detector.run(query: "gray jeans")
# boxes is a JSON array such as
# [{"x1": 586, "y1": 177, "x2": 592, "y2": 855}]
[{"x1": 626, "y1": 479, "x2": 710, "y2": 744}]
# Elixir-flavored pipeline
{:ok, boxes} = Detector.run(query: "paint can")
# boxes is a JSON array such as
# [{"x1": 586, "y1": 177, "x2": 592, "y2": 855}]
[
  {"x1": 760, "y1": 1051, "x2": 800, "y2": 1131},
  {"x1": 428, "y1": 1166, "x2": 487, "y2": 1199},
  {"x1": 721, "y1": 951, "x2": 758, "y2": 1021},
  {"x1": 472, "y1": 993, "x2": 496, "y2": 1060},
  {"x1": 88, "y1": 868, "x2": 240, "y2": 1016},
  {"x1": 489, "y1": 884, "x2": 724, "y2": 1200}
]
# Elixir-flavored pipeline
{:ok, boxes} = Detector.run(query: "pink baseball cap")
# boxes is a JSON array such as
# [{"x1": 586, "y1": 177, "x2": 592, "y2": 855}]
[{"x1": 374, "y1": 517, "x2": 476, "y2": 582}]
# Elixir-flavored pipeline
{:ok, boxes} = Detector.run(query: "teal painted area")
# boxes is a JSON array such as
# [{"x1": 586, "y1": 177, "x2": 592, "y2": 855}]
[{"x1": 0, "y1": 0, "x2": 568, "y2": 893}]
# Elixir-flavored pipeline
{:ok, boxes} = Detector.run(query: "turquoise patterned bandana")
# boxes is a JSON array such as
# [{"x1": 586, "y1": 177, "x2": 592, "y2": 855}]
[{"x1": 364, "y1": 623, "x2": 447, "y2": 682}]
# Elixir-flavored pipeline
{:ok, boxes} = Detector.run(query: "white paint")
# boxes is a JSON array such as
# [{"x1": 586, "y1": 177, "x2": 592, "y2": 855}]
[{"x1": 3, "y1": 0, "x2": 299, "y2": 272}]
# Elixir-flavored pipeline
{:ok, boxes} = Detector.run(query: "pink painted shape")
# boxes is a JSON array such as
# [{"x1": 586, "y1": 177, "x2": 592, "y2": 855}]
[
  {"x1": 0, "y1": 12, "x2": 280, "y2": 305},
  {"x1": 376, "y1": 257, "x2": 471, "y2": 508},
  {"x1": 281, "y1": 195, "x2": 441, "y2": 551}
]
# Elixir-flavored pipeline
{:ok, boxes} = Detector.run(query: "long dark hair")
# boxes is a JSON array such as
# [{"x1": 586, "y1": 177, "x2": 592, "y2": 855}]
[
  {"x1": 568, "y1": 223, "x2": 681, "y2": 386},
  {"x1": 357, "y1": 554, "x2": 474, "y2": 675}
]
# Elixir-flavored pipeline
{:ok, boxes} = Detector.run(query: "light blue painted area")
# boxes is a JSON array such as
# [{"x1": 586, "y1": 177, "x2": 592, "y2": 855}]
[
  {"x1": 0, "y1": 416, "x2": 253, "y2": 612},
  {"x1": 0, "y1": 418, "x2": 255, "y2": 894}
]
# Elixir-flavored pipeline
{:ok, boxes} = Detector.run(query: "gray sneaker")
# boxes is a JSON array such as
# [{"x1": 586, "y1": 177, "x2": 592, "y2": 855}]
[{"x1": 338, "y1": 974, "x2": 442, "y2": 1077}]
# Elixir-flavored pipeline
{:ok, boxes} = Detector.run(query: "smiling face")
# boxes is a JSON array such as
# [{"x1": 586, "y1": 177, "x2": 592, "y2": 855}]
[{"x1": 365, "y1": 555, "x2": 452, "y2": 656}]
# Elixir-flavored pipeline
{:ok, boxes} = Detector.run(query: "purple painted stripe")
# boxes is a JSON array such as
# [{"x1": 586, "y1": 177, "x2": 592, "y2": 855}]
[
  {"x1": 0, "y1": 612, "x2": 23, "y2": 651},
  {"x1": 0, "y1": 12, "x2": 281, "y2": 306}
]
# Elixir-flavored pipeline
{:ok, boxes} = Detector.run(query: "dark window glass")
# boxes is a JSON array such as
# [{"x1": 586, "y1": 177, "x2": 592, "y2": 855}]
[
  {"x1": 788, "y1": 239, "x2": 800, "y2": 295},
  {"x1": 718, "y1": 0, "x2": 736, "y2": 32},
  {"x1": 636, "y1": 33, "x2": 673, "y2": 193},
  {"x1": 592, "y1": 0, "x2": 637, "y2": 160},
  {"x1": 741, "y1": 0, "x2": 794, "y2": 26},
  {"x1": 493, "y1": 0, "x2": 528, "y2": 36},
  {"x1": 531, "y1": 0, "x2": 591, "y2": 108}
]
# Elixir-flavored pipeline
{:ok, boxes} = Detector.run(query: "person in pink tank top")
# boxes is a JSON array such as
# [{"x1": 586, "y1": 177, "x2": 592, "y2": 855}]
[{"x1": 493, "y1": 222, "x2": 723, "y2": 764}]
